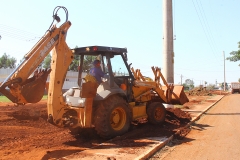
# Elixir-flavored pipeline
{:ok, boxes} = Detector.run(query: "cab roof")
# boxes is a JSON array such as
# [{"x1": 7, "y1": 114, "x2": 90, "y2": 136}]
[{"x1": 73, "y1": 46, "x2": 127, "y2": 56}]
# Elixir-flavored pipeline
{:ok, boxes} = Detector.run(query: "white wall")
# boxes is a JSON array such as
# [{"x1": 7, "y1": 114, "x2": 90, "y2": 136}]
[{"x1": 0, "y1": 68, "x2": 85, "y2": 90}]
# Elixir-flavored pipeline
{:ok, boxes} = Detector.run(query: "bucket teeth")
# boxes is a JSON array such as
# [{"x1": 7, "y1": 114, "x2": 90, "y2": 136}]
[{"x1": 21, "y1": 69, "x2": 51, "y2": 103}]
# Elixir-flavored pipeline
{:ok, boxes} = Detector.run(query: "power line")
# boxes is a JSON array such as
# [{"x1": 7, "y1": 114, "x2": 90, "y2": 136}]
[
  {"x1": 0, "y1": 24, "x2": 40, "y2": 36},
  {"x1": 0, "y1": 24, "x2": 41, "y2": 41},
  {"x1": 198, "y1": 1, "x2": 221, "y2": 62},
  {"x1": 191, "y1": 0, "x2": 222, "y2": 65},
  {"x1": 176, "y1": 67, "x2": 239, "y2": 72}
]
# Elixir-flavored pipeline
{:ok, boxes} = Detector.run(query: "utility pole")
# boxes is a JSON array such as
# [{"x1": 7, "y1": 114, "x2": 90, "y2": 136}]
[
  {"x1": 223, "y1": 51, "x2": 226, "y2": 91},
  {"x1": 163, "y1": 0, "x2": 174, "y2": 84}
]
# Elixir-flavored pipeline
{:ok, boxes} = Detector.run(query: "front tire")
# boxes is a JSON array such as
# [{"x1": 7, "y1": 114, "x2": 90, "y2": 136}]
[
  {"x1": 94, "y1": 95, "x2": 131, "y2": 139},
  {"x1": 147, "y1": 102, "x2": 166, "y2": 124}
]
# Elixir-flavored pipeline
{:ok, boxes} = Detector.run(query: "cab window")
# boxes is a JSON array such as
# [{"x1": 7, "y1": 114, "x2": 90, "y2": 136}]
[{"x1": 110, "y1": 55, "x2": 129, "y2": 76}]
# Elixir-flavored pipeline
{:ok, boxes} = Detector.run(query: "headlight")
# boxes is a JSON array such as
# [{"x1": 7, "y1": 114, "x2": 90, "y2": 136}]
[{"x1": 78, "y1": 98, "x2": 85, "y2": 107}]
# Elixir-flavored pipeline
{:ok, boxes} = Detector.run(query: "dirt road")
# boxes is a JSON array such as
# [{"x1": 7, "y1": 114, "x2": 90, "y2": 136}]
[{"x1": 150, "y1": 94, "x2": 240, "y2": 160}]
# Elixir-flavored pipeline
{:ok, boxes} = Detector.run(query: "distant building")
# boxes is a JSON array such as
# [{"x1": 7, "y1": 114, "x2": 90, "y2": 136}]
[{"x1": 0, "y1": 69, "x2": 85, "y2": 92}]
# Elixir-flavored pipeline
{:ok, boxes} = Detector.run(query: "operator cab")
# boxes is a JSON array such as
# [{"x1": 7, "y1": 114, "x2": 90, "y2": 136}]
[{"x1": 65, "y1": 46, "x2": 134, "y2": 106}]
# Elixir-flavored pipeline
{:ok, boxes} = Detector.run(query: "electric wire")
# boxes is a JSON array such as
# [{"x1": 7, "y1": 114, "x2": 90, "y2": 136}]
[
  {"x1": 191, "y1": 0, "x2": 222, "y2": 65},
  {"x1": 0, "y1": 6, "x2": 70, "y2": 63},
  {"x1": 197, "y1": 0, "x2": 222, "y2": 64},
  {"x1": 0, "y1": 24, "x2": 41, "y2": 42}
]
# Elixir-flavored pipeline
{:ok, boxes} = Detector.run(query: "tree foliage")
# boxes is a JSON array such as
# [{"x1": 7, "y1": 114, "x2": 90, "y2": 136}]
[
  {"x1": 69, "y1": 54, "x2": 79, "y2": 71},
  {"x1": 226, "y1": 42, "x2": 240, "y2": 66},
  {"x1": 221, "y1": 82, "x2": 229, "y2": 90},
  {"x1": 0, "y1": 53, "x2": 17, "y2": 69},
  {"x1": 82, "y1": 55, "x2": 96, "y2": 71},
  {"x1": 69, "y1": 55, "x2": 96, "y2": 72},
  {"x1": 42, "y1": 54, "x2": 51, "y2": 69},
  {"x1": 183, "y1": 79, "x2": 194, "y2": 89},
  {"x1": 69, "y1": 46, "x2": 97, "y2": 72},
  {"x1": 206, "y1": 83, "x2": 215, "y2": 90}
]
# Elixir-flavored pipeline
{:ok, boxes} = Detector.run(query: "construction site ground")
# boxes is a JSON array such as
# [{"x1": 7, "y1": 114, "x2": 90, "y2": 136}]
[
  {"x1": 0, "y1": 89, "x2": 228, "y2": 160},
  {"x1": 150, "y1": 93, "x2": 240, "y2": 160}
]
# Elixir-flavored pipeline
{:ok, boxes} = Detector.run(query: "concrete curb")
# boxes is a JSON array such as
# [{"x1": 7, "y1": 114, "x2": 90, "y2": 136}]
[
  {"x1": 138, "y1": 95, "x2": 225, "y2": 160},
  {"x1": 137, "y1": 136, "x2": 173, "y2": 160}
]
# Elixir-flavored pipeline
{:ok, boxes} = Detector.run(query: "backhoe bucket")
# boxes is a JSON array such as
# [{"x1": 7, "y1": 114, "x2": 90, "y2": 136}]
[
  {"x1": 171, "y1": 85, "x2": 189, "y2": 105},
  {"x1": 21, "y1": 69, "x2": 51, "y2": 103}
]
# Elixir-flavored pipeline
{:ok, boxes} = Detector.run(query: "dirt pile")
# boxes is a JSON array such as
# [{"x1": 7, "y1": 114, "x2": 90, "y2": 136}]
[
  {"x1": 210, "y1": 90, "x2": 229, "y2": 95},
  {"x1": 187, "y1": 87, "x2": 212, "y2": 96},
  {"x1": 165, "y1": 108, "x2": 192, "y2": 139},
  {"x1": 165, "y1": 108, "x2": 192, "y2": 125},
  {"x1": 8, "y1": 108, "x2": 47, "y2": 121}
]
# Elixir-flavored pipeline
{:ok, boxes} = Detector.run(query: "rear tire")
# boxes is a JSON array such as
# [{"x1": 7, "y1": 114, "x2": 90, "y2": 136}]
[
  {"x1": 94, "y1": 95, "x2": 131, "y2": 139},
  {"x1": 147, "y1": 102, "x2": 166, "y2": 125}
]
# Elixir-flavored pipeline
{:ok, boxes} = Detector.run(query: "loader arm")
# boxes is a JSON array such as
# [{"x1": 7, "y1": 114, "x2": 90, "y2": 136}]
[
  {"x1": 131, "y1": 67, "x2": 189, "y2": 105},
  {"x1": 0, "y1": 7, "x2": 72, "y2": 105}
]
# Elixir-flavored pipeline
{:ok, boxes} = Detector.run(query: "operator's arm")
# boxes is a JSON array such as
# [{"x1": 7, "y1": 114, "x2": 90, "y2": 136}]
[
  {"x1": 97, "y1": 68, "x2": 105, "y2": 78},
  {"x1": 96, "y1": 68, "x2": 105, "y2": 82}
]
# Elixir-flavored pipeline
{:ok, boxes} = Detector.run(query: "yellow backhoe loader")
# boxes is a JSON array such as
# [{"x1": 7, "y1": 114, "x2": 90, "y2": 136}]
[{"x1": 0, "y1": 6, "x2": 188, "y2": 139}]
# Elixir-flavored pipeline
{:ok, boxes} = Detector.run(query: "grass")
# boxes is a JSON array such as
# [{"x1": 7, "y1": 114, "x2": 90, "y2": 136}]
[
  {"x1": 0, "y1": 95, "x2": 48, "y2": 102},
  {"x1": 0, "y1": 96, "x2": 11, "y2": 102},
  {"x1": 174, "y1": 104, "x2": 184, "y2": 109},
  {"x1": 42, "y1": 95, "x2": 48, "y2": 100}
]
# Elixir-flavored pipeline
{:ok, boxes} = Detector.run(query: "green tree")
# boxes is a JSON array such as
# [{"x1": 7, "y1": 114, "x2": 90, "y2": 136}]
[
  {"x1": 206, "y1": 84, "x2": 215, "y2": 90},
  {"x1": 183, "y1": 79, "x2": 194, "y2": 89},
  {"x1": 0, "y1": 53, "x2": 17, "y2": 69},
  {"x1": 182, "y1": 83, "x2": 189, "y2": 90},
  {"x1": 42, "y1": 54, "x2": 51, "y2": 69},
  {"x1": 69, "y1": 54, "x2": 79, "y2": 71},
  {"x1": 226, "y1": 42, "x2": 240, "y2": 66},
  {"x1": 68, "y1": 46, "x2": 99, "y2": 72},
  {"x1": 69, "y1": 54, "x2": 97, "y2": 72},
  {"x1": 82, "y1": 55, "x2": 96, "y2": 72},
  {"x1": 221, "y1": 82, "x2": 229, "y2": 90}
]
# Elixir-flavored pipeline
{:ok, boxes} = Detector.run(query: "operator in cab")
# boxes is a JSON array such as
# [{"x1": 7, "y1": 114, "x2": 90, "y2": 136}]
[{"x1": 89, "y1": 60, "x2": 105, "y2": 84}]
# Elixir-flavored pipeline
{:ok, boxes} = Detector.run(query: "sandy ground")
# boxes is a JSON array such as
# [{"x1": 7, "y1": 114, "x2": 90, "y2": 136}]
[
  {"x1": 150, "y1": 93, "x2": 240, "y2": 160},
  {"x1": 0, "y1": 100, "x2": 103, "y2": 160},
  {"x1": 0, "y1": 90, "x2": 228, "y2": 160}
]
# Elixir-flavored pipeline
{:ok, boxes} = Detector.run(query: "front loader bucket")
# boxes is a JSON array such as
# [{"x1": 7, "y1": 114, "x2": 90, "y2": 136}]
[
  {"x1": 21, "y1": 69, "x2": 51, "y2": 103},
  {"x1": 171, "y1": 85, "x2": 189, "y2": 105}
]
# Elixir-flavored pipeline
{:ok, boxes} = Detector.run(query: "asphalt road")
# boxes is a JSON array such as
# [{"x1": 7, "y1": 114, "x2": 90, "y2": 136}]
[{"x1": 150, "y1": 94, "x2": 240, "y2": 160}]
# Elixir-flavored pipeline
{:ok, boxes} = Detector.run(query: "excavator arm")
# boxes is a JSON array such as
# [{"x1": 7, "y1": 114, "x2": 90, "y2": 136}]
[
  {"x1": 0, "y1": 6, "x2": 72, "y2": 105},
  {"x1": 0, "y1": 6, "x2": 90, "y2": 129}
]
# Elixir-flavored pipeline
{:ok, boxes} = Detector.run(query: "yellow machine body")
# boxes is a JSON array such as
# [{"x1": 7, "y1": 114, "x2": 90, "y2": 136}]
[{"x1": 0, "y1": 6, "x2": 189, "y2": 138}]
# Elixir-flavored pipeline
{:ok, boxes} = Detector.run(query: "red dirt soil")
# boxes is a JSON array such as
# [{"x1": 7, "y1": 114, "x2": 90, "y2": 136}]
[
  {"x1": 187, "y1": 87, "x2": 229, "y2": 96},
  {"x1": 0, "y1": 90, "x2": 224, "y2": 160}
]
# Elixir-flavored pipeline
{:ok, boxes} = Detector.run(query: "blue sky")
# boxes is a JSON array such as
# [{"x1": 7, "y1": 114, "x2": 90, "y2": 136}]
[{"x1": 0, "y1": 0, "x2": 240, "y2": 85}]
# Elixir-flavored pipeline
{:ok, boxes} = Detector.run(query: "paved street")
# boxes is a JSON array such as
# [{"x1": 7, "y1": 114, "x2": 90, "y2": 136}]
[{"x1": 151, "y1": 94, "x2": 240, "y2": 160}]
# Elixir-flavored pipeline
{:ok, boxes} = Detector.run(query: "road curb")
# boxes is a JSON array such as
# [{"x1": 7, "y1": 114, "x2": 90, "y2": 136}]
[
  {"x1": 135, "y1": 136, "x2": 172, "y2": 160},
  {"x1": 139, "y1": 95, "x2": 225, "y2": 160}
]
